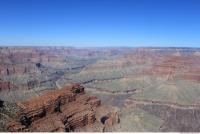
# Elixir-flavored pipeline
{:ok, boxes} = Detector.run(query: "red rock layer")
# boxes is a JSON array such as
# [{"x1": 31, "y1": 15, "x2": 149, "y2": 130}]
[
  {"x1": 146, "y1": 56, "x2": 200, "y2": 82},
  {"x1": 7, "y1": 84, "x2": 101, "y2": 132}
]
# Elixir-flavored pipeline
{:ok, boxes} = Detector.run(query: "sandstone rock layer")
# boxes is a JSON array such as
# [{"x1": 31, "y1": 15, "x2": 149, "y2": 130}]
[{"x1": 7, "y1": 84, "x2": 101, "y2": 132}]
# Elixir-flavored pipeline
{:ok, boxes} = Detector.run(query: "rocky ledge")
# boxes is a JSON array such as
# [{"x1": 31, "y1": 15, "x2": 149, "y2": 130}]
[{"x1": 6, "y1": 84, "x2": 101, "y2": 132}]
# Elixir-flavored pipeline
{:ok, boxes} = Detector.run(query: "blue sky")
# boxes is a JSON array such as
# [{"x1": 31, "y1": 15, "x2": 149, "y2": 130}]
[{"x1": 0, "y1": 0, "x2": 200, "y2": 47}]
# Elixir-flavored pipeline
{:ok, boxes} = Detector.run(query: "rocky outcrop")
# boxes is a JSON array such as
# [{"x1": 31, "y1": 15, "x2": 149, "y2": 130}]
[
  {"x1": 107, "y1": 112, "x2": 119, "y2": 126},
  {"x1": 101, "y1": 111, "x2": 120, "y2": 132},
  {"x1": 87, "y1": 96, "x2": 101, "y2": 108},
  {"x1": 6, "y1": 84, "x2": 101, "y2": 132}
]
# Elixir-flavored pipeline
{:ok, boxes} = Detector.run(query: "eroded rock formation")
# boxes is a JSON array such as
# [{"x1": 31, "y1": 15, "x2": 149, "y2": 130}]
[
  {"x1": 102, "y1": 111, "x2": 120, "y2": 131},
  {"x1": 146, "y1": 56, "x2": 200, "y2": 82},
  {"x1": 6, "y1": 84, "x2": 101, "y2": 132}
]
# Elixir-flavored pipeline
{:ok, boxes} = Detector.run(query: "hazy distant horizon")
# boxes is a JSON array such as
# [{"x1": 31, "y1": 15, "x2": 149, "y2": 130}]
[{"x1": 0, "y1": 44, "x2": 199, "y2": 49}]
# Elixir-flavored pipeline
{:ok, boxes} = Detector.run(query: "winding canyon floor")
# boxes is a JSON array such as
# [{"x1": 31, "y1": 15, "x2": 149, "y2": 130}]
[{"x1": 0, "y1": 47, "x2": 200, "y2": 132}]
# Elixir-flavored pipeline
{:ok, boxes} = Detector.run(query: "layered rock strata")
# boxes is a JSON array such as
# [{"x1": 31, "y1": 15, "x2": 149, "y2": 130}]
[
  {"x1": 146, "y1": 56, "x2": 200, "y2": 82},
  {"x1": 7, "y1": 84, "x2": 101, "y2": 132}
]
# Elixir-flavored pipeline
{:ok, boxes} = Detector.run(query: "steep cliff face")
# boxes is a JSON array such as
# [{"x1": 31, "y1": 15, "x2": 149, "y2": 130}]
[
  {"x1": 6, "y1": 84, "x2": 101, "y2": 132},
  {"x1": 146, "y1": 56, "x2": 200, "y2": 82}
]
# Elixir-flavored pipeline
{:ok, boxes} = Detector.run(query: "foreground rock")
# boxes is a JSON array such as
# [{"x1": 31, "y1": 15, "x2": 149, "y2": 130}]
[{"x1": 6, "y1": 84, "x2": 101, "y2": 132}]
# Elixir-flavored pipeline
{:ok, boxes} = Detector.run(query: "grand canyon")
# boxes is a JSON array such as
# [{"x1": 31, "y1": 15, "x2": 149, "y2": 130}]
[{"x1": 0, "y1": 47, "x2": 200, "y2": 132}]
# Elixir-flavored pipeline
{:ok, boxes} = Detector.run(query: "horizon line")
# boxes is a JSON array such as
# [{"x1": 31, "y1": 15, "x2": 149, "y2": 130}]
[{"x1": 0, "y1": 45, "x2": 200, "y2": 49}]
